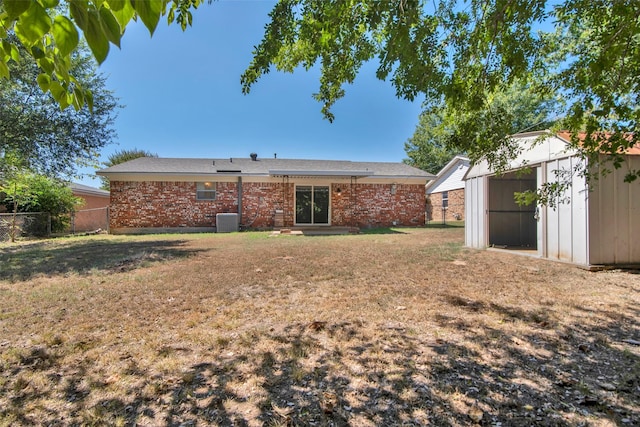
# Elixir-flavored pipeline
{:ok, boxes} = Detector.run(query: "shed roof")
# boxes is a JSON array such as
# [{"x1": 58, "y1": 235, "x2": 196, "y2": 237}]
[
  {"x1": 464, "y1": 130, "x2": 640, "y2": 180},
  {"x1": 97, "y1": 157, "x2": 434, "y2": 179}
]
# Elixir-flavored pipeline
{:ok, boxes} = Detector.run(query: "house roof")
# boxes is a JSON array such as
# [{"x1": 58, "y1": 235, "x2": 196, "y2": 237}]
[
  {"x1": 556, "y1": 131, "x2": 640, "y2": 155},
  {"x1": 69, "y1": 183, "x2": 110, "y2": 197},
  {"x1": 97, "y1": 157, "x2": 434, "y2": 179},
  {"x1": 425, "y1": 155, "x2": 470, "y2": 193}
]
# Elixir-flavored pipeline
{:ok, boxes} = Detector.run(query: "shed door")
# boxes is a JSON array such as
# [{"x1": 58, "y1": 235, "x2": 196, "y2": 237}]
[
  {"x1": 488, "y1": 170, "x2": 537, "y2": 248},
  {"x1": 295, "y1": 186, "x2": 329, "y2": 225}
]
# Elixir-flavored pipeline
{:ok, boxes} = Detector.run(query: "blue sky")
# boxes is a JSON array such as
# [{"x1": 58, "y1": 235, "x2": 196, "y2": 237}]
[{"x1": 78, "y1": 0, "x2": 424, "y2": 187}]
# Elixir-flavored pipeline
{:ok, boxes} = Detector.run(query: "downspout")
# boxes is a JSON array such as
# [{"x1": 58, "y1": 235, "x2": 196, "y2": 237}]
[
  {"x1": 237, "y1": 176, "x2": 243, "y2": 229},
  {"x1": 350, "y1": 176, "x2": 357, "y2": 228}
]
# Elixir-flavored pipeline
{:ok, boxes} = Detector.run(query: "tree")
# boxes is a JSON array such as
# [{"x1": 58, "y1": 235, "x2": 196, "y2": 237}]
[
  {"x1": 0, "y1": 35, "x2": 119, "y2": 177},
  {"x1": 0, "y1": 0, "x2": 205, "y2": 109},
  {"x1": 100, "y1": 148, "x2": 158, "y2": 190},
  {"x1": 405, "y1": 81, "x2": 558, "y2": 174},
  {"x1": 1, "y1": 0, "x2": 639, "y2": 181},
  {"x1": 403, "y1": 107, "x2": 459, "y2": 175},
  {"x1": 1, "y1": 173, "x2": 82, "y2": 236}
]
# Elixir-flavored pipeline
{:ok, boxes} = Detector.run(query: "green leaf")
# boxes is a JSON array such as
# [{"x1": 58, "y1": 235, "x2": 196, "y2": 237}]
[
  {"x1": 99, "y1": 6, "x2": 122, "y2": 47},
  {"x1": 131, "y1": 0, "x2": 162, "y2": 36},
  {"x1": 9, "y1": 43, "x2": 21, "y2": 62},
  {"x1": 31, "y1": 45, "x2": 45, "y2": 58},
  {"x1": 37, "y1": 57, "x2": 54, "y2": 73},
  {"x1": 71, "y1": 88, "x2": 82, "y2": 111},
  {"x1": 40, "y1": 0, "x2": 60, "y2": 8},
  {"x1": 84, "y1": 10, "x2": 109, "y2": 63},
  {"x1": 15, "y1": 1, "x2": 52, "y2": 44},
  {"x1": 0, "y1": 60, "x2": 9, "y2": 78},
  {"x1": 59, "y1": 92, "x2": 70, "y2": 110},
  {"x1": 2, "y1": 41, "x2": 12, "y2": 57},
  {"x1": 85, "y1": 88, "x2": 94, "y2": 112},
  {"x1": 37, "y1": 73, "x2": 51, "y2": 91},
  {"x1": 110, "y1": 0, "x2": 135, "y2": 30},
  {"x1": 73, "y1": 86, "x2": 84, "y2": 106},
  {"x1": 4, "y1": 0, "x2": 33, "y2": 19},
  {"x1": 107, "y1": 0, "x2": 128, "y2": 11},
  {"x1": 69, "y1": 0, "x2": 89, "y2": 32},
  {"x1": 49, "y1": 80, "x2": 65, "y2": 101},
  {"x1": 52, "y1": 15, "x2": 79, "y2": 56}
]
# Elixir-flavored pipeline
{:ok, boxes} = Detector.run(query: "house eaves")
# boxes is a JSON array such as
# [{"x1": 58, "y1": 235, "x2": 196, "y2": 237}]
[
  {"x1": 69, "y1": 183, "x2": 110, "y2": 197},
  {"x1": 269, "y1": 170, "x2": 372, "y2": 178},
  {"x1": 97, "y1": 157, "x2": 434, "y2": 180},
  {"x1": 425, "y1": 155, "x2": 470, "y2": 193}
]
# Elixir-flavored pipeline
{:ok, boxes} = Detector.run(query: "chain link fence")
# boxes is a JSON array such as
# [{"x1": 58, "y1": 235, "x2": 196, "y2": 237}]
[
  {"x1": 427, "y1": 201, "x2": 465, "y2": 224},
  {"x1": 0, "y1": 207, "x2": 109, "y2": 242},
  {"x1": 0, "y1": 212, "x2": 51, "y2": 242}
]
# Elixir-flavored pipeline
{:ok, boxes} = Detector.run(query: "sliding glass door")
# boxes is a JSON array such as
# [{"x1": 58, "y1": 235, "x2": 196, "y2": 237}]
[{"x1": 295, "y1": 186, "x2": 329, "y2": 225}]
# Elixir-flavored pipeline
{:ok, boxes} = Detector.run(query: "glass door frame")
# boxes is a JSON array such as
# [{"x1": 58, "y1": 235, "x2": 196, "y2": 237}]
[{"x1": 294, "y1": 184, "x2": 331, "y2": 226}]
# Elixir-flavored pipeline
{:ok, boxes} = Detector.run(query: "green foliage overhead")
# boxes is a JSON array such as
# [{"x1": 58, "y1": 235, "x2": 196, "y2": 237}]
[
  {"x1": 0, "y1": 35, "x2": 119, "y2": 177},
  {"x1": 0, "y1": 0, "x2": 638, "y2": 182},
  {"x1": 240, "y1": 0, "x2": 639, "y2": 181},
  {"x1": 0, "y1": 0, "x2": 207, "y2": 109}
]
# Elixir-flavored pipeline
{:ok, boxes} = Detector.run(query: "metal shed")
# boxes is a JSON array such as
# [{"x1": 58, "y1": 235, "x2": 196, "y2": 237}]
[{"x1": 464, "y1": 131, "x2": 640, "y2": 268}]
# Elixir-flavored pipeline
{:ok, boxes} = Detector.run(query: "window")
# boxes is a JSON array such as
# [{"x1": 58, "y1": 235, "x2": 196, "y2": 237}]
[
  {"x1": 442, "y1": 191, "x2": 448, "y2": 208},
  {"x1": 196, "y1": 182, "x2": 216, "y2": 200}
]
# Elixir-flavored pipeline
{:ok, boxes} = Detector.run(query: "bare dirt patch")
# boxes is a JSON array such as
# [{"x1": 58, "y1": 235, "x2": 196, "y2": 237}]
[{"x1": 0, "y1": 228, "x2": 638, "y2": 426}]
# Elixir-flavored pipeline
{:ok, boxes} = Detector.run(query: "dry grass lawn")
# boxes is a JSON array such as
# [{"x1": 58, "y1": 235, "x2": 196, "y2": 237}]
[{"x1": 0, "y1": 227, "x2": 638, "y2": 426}]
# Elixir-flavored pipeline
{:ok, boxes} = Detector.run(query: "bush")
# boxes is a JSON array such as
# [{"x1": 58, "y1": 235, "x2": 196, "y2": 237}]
[{"x1": 1, "y1": 174, "x2": 82, "y2": 233}]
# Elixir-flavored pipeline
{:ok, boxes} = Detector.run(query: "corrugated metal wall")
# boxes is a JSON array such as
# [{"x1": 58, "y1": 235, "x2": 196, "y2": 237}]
[
  {"x1": 465, "y1": 152, "x2": 640, "y2": 267},
  {"x1": 465, "y1": 176, "x2": 486, "y2": 248},
  {"x1": 588, "y1": 155, "x2": 640, "y2": 265},
  {"x1": 542, "y1": 157, "x2": 589, "y2": 265}
]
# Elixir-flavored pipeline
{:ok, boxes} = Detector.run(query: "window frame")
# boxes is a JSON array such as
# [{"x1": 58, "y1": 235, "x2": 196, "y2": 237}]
[
  {"x1": 196, "y1": 182, "x2": 217, "y2": 201},
  {"x1": 442, "y1": 191, "x2": 449, "y2": 208}
]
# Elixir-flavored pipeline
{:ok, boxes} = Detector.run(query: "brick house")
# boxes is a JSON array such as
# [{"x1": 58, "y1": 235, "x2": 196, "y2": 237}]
[
  {"x1": 97, "y1": 156, "x2": 434, "y2": 233},
  {"x1": 69, "y1": 183, "x2": 110, "y2": 232},
  {"x1": 425, "y1": 156, "x2": 469, "y2": 223}
]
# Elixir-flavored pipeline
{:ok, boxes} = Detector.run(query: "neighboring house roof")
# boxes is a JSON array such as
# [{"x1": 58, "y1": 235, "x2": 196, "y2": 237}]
[
  {"x1": 425, "y1": 155, "x2": 470, "y2": 194},
  {"x1": 97, "y1": 157, "x2": 435, "y2": 179},
  {"x1": 556, "y1": 131, "x2": 640, "y2": 155},
  {"x1": 70, "y1": 183, "x2": 110, "y2": 197}
]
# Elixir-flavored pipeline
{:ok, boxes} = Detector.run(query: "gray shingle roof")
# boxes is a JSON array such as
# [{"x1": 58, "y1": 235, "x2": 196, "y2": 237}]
[
  {"x1": 69, "y1": 182, "x2": 110, "y2": 196},
  {"x1": 98, "y1": 157, "x2": 433, "y2": 179}
]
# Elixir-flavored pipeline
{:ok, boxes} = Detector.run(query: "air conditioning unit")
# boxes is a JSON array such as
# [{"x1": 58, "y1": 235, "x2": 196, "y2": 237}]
[{"x1": 216, "y1": 213, "x2": 239, "y2": 233}]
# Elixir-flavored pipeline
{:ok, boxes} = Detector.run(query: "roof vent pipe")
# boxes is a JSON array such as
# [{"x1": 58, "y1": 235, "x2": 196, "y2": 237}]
[{"x1": 250, "y1": 153, "x2": 258, "y2": 161}]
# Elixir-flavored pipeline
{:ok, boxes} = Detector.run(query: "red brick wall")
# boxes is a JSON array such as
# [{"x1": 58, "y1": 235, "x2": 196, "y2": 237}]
[
  {"x1": 109, "y1": 181, "x2": 237, "y2": 228},
  {"x1": 241, "y1": 182, "x2": 293, "y2": 229},
  {"x1": 109, "y1": 180, "x2": 425, "y2": 230},
  {"x1": 428, "y1": 188, "x2": 465, "y2": 222},
  {"x1": 330, "y1": 183, "x2": 425, "y2": 228}
]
